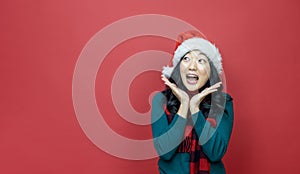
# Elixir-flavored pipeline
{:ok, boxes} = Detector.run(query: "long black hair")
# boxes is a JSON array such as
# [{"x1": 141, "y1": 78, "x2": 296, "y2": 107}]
[{"x1": 162, "y1": 55, "x2": 226, "y2": 119}]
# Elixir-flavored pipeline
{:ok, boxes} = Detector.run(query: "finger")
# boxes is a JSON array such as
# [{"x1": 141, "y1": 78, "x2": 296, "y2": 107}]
[
  {"x1": 161, "y1": 75, "x2": 170, "y2": 84},
  {"x1": 201, "y1": 86, "x2": 219, "y2": 95},
  {"x1": 207, "y1": 88, "x2": 218, "y2": 93},
  {"x1": 211, "y1": 82, "x2": 222, "y2": 88},
  {"x1": 210, "y1": 82, "x2": 222, "y2": 89},
  {"x1": 202, "y1": 88, "x2": 218, "y2": 97},
  {"x1": 162, "y1": 77, "x2": 173, "y2": 88},
  {"x1": 207, "y1": 82, "x2": 222, "y2": 91},
  {"x1": 160, "y1": 76, "x2": 185, "y2": 99},
  {"x1": 161, "y1": 75, "x2": 178, "y2": 91}
]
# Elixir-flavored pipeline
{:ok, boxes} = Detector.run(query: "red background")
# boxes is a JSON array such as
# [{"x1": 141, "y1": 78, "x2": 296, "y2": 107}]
[{"x1": 1, "y1": 0, "x2": 300, "y2": 173}]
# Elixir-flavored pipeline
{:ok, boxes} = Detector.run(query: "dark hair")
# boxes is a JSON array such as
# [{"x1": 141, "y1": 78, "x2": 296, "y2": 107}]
[{"x1": 162, "y1": 56, "x2": 226, "y2": 118}]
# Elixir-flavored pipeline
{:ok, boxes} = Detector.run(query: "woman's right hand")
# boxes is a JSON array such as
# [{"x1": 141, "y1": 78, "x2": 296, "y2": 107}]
[{"x1": 161, "y1": 75, "x2": 189, "y2": 118}]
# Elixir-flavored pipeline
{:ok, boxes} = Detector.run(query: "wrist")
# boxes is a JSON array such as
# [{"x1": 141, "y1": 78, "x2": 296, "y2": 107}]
[
  {"x1": 177, "y1": 103, "x2": 189, "y2": 119},
  {"x1": 190, "y1": 106, "x2": 199, "y2": 115}
]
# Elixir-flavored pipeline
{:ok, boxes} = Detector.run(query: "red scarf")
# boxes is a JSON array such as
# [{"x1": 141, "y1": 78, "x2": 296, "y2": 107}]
[{"x1": 165, "y1": 109, "x2": 214, "y2": 174}]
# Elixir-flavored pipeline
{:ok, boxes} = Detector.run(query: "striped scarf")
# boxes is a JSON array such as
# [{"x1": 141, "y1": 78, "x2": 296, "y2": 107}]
[{"x1": 165, "y1": 109, "x2": 212, "y2": 174}]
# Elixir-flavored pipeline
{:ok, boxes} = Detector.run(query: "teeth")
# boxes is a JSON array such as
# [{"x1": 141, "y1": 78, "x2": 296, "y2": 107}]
[
  {"x1": 187, "y1": 74, "x2": 198, "y2": 78},
  {"x1": 186, "y1": 74, "x2": 199, "y2": 81}
]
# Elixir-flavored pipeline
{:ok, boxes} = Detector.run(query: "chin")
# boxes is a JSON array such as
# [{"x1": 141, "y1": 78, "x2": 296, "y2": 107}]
[{"x1": 185, "y1": 85, "x2": 200, "y2": 92}]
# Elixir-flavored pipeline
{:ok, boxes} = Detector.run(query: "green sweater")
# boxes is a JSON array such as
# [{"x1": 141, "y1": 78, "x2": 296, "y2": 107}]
[{"x1": 151, "y1": 92, "x2": 234, "y2": 174}]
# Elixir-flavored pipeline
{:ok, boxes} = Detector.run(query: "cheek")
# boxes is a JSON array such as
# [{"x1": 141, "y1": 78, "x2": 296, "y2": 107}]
[
  {"x1": 180, "y1": 62, "x2": 188, "y2": 70},
  {"x1": 198, "y1": 65, "x2": 210, "y2": 76},
  {"x1": 179, "y1": 63, "x2": 187, "y2": 75}
]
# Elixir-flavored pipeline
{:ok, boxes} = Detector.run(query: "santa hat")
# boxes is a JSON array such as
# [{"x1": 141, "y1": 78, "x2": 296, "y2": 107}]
[{"x1": 162, "y1": 30, "x2": 223, "y2": 78}]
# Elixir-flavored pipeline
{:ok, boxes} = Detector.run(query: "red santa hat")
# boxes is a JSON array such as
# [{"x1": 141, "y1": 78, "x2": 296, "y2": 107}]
[{"x1": 162, "y1": 30, "x2": 223, "y2": 78}]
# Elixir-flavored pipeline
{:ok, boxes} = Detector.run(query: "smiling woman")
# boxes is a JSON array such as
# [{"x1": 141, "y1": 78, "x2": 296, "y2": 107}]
[{"x1": 151, "y1": 30, "x2": 234, "y2": 174}]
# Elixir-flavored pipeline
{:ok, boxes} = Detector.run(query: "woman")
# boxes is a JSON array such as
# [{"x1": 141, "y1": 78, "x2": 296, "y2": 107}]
[{"x1": 151, "y1": 30, "x2": 234, "y2": 174}]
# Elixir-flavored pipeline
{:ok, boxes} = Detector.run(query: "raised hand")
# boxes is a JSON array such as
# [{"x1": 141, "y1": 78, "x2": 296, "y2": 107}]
[
  {"x1": 190, "y1": 82, "x2": 222, "y2": 114},
  {"x1": 161, "y1": 75, "x2": 189, "y2": 118}
]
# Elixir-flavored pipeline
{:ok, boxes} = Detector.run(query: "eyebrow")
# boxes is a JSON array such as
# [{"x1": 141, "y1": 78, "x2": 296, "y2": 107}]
[
  {"x1": 192, "y1": 52, "x2": 208, "y2": 61},
  {"x1": 183, "y1": 51, "x2": 209, "y2": 60},
  {"x1": 198, "y1": 52, "x2": 208, "y2": 58}
]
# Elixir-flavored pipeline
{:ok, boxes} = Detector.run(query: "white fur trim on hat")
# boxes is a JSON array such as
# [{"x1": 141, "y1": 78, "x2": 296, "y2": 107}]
[
  {"x1": 162, "y1": 37, "x2": 223, "y2": 78},
  {"x1": 162, "y1": 66, "x2": 174, "y2": 78}
]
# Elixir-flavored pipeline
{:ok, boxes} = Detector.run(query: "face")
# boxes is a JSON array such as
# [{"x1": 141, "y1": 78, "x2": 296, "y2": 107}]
[{"x1": 179, "y1": 50, "x2": 211, "y2": 92}]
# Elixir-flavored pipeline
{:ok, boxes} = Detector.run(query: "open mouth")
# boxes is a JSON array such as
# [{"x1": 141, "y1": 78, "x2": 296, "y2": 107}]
[{"x1": 186, "y1": 74, "x2": 199, "y2": 85}]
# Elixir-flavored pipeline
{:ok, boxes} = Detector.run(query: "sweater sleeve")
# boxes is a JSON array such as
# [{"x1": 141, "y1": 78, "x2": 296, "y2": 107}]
[
  {"x1": 151, "y1": 92, "x2": 187, "y2": 161},
  {"x1": 191, "y1": 94, "x2": 234, "y2": 162}
]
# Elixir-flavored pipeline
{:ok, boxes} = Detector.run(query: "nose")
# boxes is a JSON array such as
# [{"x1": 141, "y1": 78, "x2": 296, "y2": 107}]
[{"x1": 188, "y1": 59, "x2": 197, "y2": 71}]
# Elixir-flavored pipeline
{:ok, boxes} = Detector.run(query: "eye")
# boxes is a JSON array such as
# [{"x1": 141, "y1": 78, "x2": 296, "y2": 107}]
[
  {"x1": 182, "y1": 56, "x2": 190, "y2": 62},
  {"x1": 198, "y1": 58, "x2": 207, "y2": 64}
]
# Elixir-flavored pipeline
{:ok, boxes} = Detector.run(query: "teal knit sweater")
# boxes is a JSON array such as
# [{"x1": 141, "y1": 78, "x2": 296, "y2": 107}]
[{"x1": 151, "y1": 92, "x2": 234, "y2": 174}]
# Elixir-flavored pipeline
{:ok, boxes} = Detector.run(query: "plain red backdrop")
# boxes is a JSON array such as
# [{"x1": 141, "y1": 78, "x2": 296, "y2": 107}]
[{"x1": 1, "y1": 0, "x2": 300, "y2": 173}]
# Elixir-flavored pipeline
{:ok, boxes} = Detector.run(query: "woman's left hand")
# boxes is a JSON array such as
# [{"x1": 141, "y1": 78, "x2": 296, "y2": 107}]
[{"x1": 190, "y1": 82, "x2": 222, "y2": 114}]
